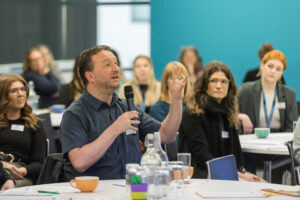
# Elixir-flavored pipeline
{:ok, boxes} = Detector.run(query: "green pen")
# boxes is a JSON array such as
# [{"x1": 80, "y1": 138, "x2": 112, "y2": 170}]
[{"x1": 38, "y1": 190, "x2": 60, "y2": 194}]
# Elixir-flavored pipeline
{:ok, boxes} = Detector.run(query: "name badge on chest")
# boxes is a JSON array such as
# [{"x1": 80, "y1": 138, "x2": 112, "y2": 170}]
[
  {"x1": 221, "y1": 131, "x2": 229, "y2": 139},
  {"x1": 126, "y1": 129, "x2": 136, "y2": 135},
  {"x1": 11, "y1": 124, "x2": 24, "y2": 132},
  {"x1": 276, "y1": 102, "x2": 286, "y2": 109}
]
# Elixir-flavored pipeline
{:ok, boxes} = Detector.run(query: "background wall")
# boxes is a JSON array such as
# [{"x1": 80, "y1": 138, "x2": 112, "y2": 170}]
[{"x1": 151, "y1": 0, "x2": 300, "y2": 100}]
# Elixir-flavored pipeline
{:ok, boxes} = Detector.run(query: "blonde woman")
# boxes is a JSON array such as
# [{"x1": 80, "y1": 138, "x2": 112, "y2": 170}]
[
  {"x1": 23, "y1": 47, "x2": 61, "y2": 108},
  {"x1": 119, "y1": 55, "x2": 160, "y2": 113},
  {"x1": 150, "y1": 61, "x2": 191, "y2": 160},
  {"x1": 37, "y1": 44, "x2": 64, "y2": 83}
]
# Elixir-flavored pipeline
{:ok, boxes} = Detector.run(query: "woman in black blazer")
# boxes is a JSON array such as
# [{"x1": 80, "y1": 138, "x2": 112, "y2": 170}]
[{"x1": 238, "y1": 50, "x2": 298, "y2": 134}]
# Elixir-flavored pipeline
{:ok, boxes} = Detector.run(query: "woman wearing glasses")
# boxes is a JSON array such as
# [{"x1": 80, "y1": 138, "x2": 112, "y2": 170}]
[
  {"x1": 179, "y1": 61, "x2": 260, "y2": 181},
  {"x1": 0, "y1": 74, "x2": 46, "y2": 187}
]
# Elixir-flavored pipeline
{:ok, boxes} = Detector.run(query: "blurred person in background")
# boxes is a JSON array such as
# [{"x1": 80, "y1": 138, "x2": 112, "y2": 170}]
[
  {"x1": 58, "y1": 56, "x2": 84, "y2": 108},
  {"x1": 119, "y1": 55, "x2": 160, "y2": 113},
  {"x1": 23, "y1": 47, "x2": 61, "y2": 108},
  {"x1": 179, "y1": 46, "x2": 204, "y2": 88},
  {"x1": 37, "y1": 44, "x2": 64, "y2": 83},
  {"x1": 243, "y1": 43, "x2": 285, "y2": 84},
  {"x1": 0, "y1": 74, "x2": 46, "y2": 187},
  {"x1": 150, "y1": 61, "x2": 191, "y2": 160}
]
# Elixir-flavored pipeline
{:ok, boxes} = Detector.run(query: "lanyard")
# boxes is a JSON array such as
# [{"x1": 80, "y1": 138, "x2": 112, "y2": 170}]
[{"x1": 262, "y1": 88, "x2": 277, "y2": 128}]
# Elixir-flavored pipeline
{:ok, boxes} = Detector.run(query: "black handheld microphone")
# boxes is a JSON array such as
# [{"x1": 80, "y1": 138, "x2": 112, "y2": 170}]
[
  {"x1": 124, "y1": 85, "x2": 135, "y2": 111},
  {"x1": 124, "y1": 85, "x2": 137, "y2": 133}
]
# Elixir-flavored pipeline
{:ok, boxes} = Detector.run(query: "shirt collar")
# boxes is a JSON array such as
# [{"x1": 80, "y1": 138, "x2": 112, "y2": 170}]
[{"x1": 82, "y1": 89, "x2": 121, "y2": 110}]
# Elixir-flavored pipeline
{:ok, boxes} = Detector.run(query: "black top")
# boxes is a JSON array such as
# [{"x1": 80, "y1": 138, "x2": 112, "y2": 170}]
[
  {"x1": 0, "y1": 162, "x2": 12, "y2": 186},
  {"x1": 58, "y1": 84, "x2": 74, "y2": 108},
  {"x1": 0, "y1": 119, "x2": 46, "y2": 181},
  {"x1": 179, "y1": 99, "x2": 243, "y2": 178},
  {"x1": 24, "y1": 71, "x2": 61, "y2": 108}
]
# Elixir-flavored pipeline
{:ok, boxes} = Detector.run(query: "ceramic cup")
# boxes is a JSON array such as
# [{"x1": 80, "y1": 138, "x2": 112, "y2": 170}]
[
  {"x1": 70, "y1": 176, "x2": 99, "y2": 192},
  {"x1": 254, "y1": 128, "x2": 270, "y2": 139},
  {"x1": 50, "y1": 104, "x2": 66, "y2": 113}
]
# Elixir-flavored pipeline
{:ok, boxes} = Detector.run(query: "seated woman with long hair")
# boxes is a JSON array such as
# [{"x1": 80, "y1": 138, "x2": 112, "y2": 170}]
[
  {"x1": 0, "y1": 74, "x2": 46, "y2": 187},
  {"x1": 238, "y1": 49, "x2": 298, "y2": 134},
  {"x1": 58, "y1": 56, "x2": 85, "y2": 108},
  {"x1": 23, "y1": 47, "x2": 61, "y2": 108},
  {"x1": 179, "y1": 61, "x2": 260, "y2": 181},
  {"x1": 150, "y1": 61, "x2": 191, "y2": 160},
  {"x1": 119, "y1": 55, "x2": 160, "y2": 113}
]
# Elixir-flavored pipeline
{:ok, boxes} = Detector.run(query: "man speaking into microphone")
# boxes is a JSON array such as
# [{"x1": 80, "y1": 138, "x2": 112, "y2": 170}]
[{"x1": 60, "y1": 45, "x2": 187, "y2": 180}]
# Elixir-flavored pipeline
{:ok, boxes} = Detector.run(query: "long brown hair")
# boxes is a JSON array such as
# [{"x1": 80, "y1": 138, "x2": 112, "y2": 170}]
[
  {"x1": 187, "y1": 61, "x2": 240, "y2": 129},
  {"x1": 69, "y1": 55, "x2": 85, "y2": 101},
  {"x1": 179, "y1": 46, "x2": 204, "y2": 75},
  {"x1": 0, "y1": 73, "x2": 39, "y2": 130}
]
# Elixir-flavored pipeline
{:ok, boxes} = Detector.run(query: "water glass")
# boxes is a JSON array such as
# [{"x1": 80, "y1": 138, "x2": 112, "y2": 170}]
[{"x1": 177, "y1": 153, "x2": 191, "y2": 183}]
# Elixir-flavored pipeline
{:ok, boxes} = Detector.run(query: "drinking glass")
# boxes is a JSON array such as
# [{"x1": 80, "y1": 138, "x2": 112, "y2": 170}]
[
  {"x1": 168, "y1": 161, "x2": 184, "y2": 198},
  {"x1": 177, "y1": 153, "x2": 191, "y2": 183}
]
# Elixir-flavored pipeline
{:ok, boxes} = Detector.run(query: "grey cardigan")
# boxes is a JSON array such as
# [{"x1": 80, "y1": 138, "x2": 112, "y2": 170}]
[{"x1": 238, "y1": 79, "x2": 298, "y2": 132}]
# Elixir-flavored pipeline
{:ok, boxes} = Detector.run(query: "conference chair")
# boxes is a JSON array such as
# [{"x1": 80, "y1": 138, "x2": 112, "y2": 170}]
[
  {"x1": 37, "y1": 153, "x2": 64, "y2": 185},
  {"x1": 206, "y1": 154, "x2": 239, "y2": 181},
  {"x1": 37, "y1": 112, "x2": 59, "y2": 153},
  {"x1": 285, "y1": 140, "x2": 299, "y2": 185}
]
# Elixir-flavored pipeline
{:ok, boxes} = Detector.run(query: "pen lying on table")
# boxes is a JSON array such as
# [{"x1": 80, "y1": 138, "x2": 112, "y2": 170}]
[{"x1": 38, "y1": 190, "x2": 60, "y2": 194}]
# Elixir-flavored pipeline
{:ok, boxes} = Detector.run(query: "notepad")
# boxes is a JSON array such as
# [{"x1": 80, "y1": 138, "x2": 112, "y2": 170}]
[{"x1": 195, "y1": 191, "x2": 268, "y2": 198}]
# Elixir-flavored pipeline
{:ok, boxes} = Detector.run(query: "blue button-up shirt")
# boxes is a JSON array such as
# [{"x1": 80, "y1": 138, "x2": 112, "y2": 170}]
[{"x1": 60, "y1": 89, "x2": 161, "y2": 180}]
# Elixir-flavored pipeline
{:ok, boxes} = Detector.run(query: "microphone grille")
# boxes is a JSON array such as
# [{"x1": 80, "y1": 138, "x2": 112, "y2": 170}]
[{"x1": 124, "y1": 85, "x2": 134, "y2": 99}]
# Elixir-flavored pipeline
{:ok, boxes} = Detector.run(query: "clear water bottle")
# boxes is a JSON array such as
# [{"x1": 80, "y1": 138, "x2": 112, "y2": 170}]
[
  {"x1": 28, "y1": 81, "x2": 39, "y2": 110},
  {"x1": 141, "y1": 134, "x2": 161, "y2": 166},
  {"x1": 154, "y1": 132, "x2": 168, "y2": 162}
]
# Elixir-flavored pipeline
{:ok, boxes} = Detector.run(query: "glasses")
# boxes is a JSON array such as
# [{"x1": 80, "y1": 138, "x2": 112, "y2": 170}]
[
  {"x1": 208, "y1": 78, "x2": 229, "y2": 86},
  {"x1": 9, "y1": 87, "x2": 29, "y2": 95}
]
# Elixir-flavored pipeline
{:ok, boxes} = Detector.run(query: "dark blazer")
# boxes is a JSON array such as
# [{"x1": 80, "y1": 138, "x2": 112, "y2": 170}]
[
  {"x1": 238, "y1": 79, "x2": 298, "y2": 132},
  {"x1": 179, "y1": 100, "x2": 244, "y2": 178}
]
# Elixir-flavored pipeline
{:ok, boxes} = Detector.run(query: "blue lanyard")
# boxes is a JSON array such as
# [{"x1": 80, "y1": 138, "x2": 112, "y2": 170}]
[{"x1": 262, "y1": 88, "x2": 277, "y2": 128}]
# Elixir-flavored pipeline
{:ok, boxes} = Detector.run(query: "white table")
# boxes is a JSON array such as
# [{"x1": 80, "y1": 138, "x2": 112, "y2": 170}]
[
  {"x1": 33, "y1": 109, "x2": 63, "y2": 127},
  {"x1": 0, "y1": 179, "x2": 299, "y2": 200},
  {"x1": 239, "y1": 133, "x2": 293, "y2": 155},
  {"x1": 239, "y1": 133, "x2": 293, "y2": 183}
]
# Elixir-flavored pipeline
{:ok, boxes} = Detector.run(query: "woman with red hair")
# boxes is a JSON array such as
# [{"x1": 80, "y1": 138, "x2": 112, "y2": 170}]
[
  {"x1": 238, "y1": 50, "x2": 298, "y2": 183},
  {"x1": 238, "y1": 50, "x2": 298, "y2": 133}
]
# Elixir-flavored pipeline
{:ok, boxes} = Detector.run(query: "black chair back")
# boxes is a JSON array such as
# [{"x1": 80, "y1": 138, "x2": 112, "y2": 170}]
[
  {"x1": 37, "y1": 153, "x2": 64, "y2": 184},
  {"x1": 285, "y1": 140, "x2": 298, "y2": 185}
]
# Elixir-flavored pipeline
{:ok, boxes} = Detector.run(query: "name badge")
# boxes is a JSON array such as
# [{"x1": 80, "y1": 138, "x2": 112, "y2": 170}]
[
  {"x1": 221, "y1": 131, "x2": 229, "y2": 139},
  {"x1": 11, "y1": 124, "x2": 24, "y2": 132},
  {"x1": 126, "y1": 129, "x2": 136, "y2": 135},
  {"x1": 276, "y1": 102, "x2": 286, "y2": 109}
]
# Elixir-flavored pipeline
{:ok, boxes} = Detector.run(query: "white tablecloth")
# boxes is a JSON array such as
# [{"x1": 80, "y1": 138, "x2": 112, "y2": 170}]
[
  {"x1": 1, "y1": 179, "x2": 299, "y2": 200},
  {"x1": 239, "y1": 133, "x2": 293, "y2": 155}
]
